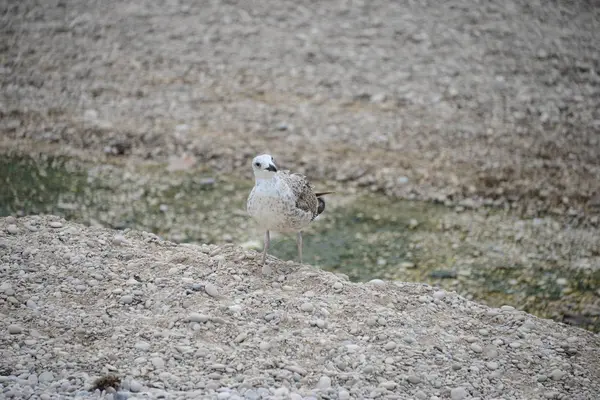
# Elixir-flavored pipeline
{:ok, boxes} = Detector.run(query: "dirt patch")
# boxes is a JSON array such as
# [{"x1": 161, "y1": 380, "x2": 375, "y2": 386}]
[{"x1": 1, "y1": 0, "x2": 599, "y2": 222}]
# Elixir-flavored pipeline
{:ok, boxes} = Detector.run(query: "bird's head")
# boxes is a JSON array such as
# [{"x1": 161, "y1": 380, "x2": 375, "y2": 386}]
[{"x1": 251, "y1": 154, "x2": 278, "y2": 179}]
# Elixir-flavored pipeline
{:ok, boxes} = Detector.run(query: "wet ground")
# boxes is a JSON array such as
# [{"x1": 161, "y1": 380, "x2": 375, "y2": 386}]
[{"x1": 2, "y1": 150, "x2": 598, "y2": 332}]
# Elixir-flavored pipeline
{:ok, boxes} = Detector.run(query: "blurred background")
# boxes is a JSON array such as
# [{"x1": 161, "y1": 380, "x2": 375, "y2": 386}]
[{"x1": 1, "y1": 0, "x2": 598, "y2": 332}]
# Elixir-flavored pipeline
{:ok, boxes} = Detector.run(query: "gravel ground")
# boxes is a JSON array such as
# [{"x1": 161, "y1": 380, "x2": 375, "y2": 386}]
[
  {"x1": 1, "y1": 215, "x2": 600, "y2": 400},
  {"x1": 1, "y1": 0, "x2": 599, "y2": 223}
]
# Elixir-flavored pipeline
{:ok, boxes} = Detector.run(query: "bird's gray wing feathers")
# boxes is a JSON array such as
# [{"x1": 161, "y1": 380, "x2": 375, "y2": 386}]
[{"x1": 280, "y1": 172, "x2": 319, "y2": 219}]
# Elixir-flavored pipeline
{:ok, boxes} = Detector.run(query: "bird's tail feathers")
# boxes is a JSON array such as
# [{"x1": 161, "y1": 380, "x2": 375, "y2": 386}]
[{"x1": 315, "y1": 191, "x2": 335, "y2": 197}]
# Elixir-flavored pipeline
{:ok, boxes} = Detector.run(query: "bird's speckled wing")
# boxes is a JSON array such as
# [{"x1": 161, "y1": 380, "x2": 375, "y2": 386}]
[{"x1": 278, "y1": 171, "x2": 319, "y2": 219}]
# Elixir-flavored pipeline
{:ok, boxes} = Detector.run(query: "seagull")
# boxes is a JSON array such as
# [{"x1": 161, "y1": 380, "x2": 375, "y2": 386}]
[{"x1": 247, "y1": 154, "x2": 333, "y2": 265}]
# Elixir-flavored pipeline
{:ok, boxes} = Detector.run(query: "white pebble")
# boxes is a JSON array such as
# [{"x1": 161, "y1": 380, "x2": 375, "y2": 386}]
[
  {"x1": 38, "y1": 371, "x2": 54, "y2": 383},
  {"x1": 112, "y1": 234, "x2": 127, "y2": 245},
  {"x1": 333, "y1": 282, "x2": 343, "y2": 290},
  {"x1": 368, "y1": 279, "x2": 386, "y2": 286},
  {"x1": 338, "y1": 390, "x2": 350, "y2": 400},
  {"x1": 451, "y1": 387, "x2": 467, "y2": 400},
  {"x1": 316, "y1": 375, "x2": 331, "y2": 390},
  {"x1": 384, "y1": 341, "x2": 397, "y2": 351},
  {"x1": 49, "y1": 221, "x2": 63, "y2": 228},
  {"x1": 470, "y1": 343, "x2": 483, "y2": 353},
  {"x1": 433, "y1": 290, "x2": 446, "y2": 300},
  {"x1": 135, "y1": 342, "x2": 150, "y2": 351},
  {"x1": 129, "y1": 380, "x2": 142, "y2": 392},
  {"x1": 204, "y1": 283, "x2": 219, "y2": 297},
  {"x1": 188, "y1": 312, "x2": 209, "y2": 323},
  {"x1": 300, "y1": 302, "x2": 314, "y2": 312},
  {"x1": 380, "y1": 381, "x2": 397, "y2": 389},
  {"x1": 8, "y1": 324, "x2": 23, "y2": 334},
  {"x1": 120, "y1": 295, "x2": 133, "y2": 304},
  {"x1": 6, "y1": 224, "x2": 18, "y2": 234},
  {"x1": 151, "y1": 357, "x2": 165, "y2": 369}
]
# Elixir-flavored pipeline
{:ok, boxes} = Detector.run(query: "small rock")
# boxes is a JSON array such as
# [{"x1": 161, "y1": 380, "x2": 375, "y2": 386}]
[
  {"x1": 204, "y1": 283, "x2": 219, "y2": 297},
  {"x1": 368, "y1": 279, "x2": 386, "y2": 286},
  {"x1": 300, "y1": 302, "x2": 314, "y2": 312},
  {"x1": 407, "y1": 374, "x2": 420, "y2": 384},
  {"x1": 135, "y1": 342, "x2": 150, "y2": 351},
  {"x1": 49, "y1": 221, "x2": 63, "y2": 228},
  {"x1": 486, "y1": 361, "x2": 499, "y2": 370},
  {"x1": 151, "y1": 357, "x2": 165, "y2": 369},
  {"x1": 500, "y1": 305, "x2": 515, "y2": 311},
  {"x1": 112, "y1": 234, "x2": 127, "y2": 245},
  {"x1": 120, "y1": 295, "x2": 133, "y2": 304},
  {"x1": 509, "y1": 341, "x2": 522, "y2": 349},
  {"x1": 380, "y1": 381, "x2": 397, "y2": 389},
  {"x1": 188, "y1": 312, "x2": 209, "y2": 323},
  {"x1": 451, "y1": 387, "x2": 468, "y2": 400},
  {"x1": 8, "y1": 324, "x2": 23, "y2": 334},
  {"x1": 338, "y1": 390, "x2": 350, "y2": 400},
  {"x1": 333, "y1": 282, "x2": 343, "y2": 290},
  {"x1": 38, "y1": 371, "x2": 54, "y2": 383},
  {"x1": 129, "y1": 380, "x2": 143, "y2": 392},
  {"x1": 537, "y1": 375, "x2": 548, "y2": 382},
  {"x1": 550, "y1": 369, "x2": 566, "y2": 381},
  {"x1": 471, "y1": 343, "x2": 483, "y2": 353},
  {"x1": 316, "y1": 375, "x2": 331, "y2": 390},
  {"x1": 384, "y1": 341, "x2": 397, "y2": 351},
  {"x1": 433, "y1": 290, "x2": 446, "y2": 300},
  {"x1": 6, "y1": 224, "x2": 18, "y2": 234},
  {"x1": 415, "y1": 390, "x2": 427, "y2": 400},
  {"x1": 400, "y1": 261, "x2": 416, "y2": 269}
]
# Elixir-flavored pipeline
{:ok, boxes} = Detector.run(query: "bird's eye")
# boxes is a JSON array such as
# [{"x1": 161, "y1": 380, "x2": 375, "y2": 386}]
[{"x1": 254, "y1": 162, "x2": 260, "y2": 167}]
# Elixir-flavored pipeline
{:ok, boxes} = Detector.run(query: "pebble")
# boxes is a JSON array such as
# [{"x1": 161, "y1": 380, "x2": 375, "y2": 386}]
[
  {"x1": 49, "y1": 221, "x2": 63, "y2": 228},
  {"x1": 204, "y1": 283, "x2": 219, "y2": 297},
  {"x1": 151, "y1": 357, "x2": 165, "y2": 369},
  {"x1": 380, "y1": 381, "x2": 397, "y2": 389},
  {"x1": 112, "y1": 234, "x2": 127, "y2": 245},
  {"x1": 432, "y1": 290, "x2": 446, "y2": 300},
  {"x1": 500, "y1": 305, "x2": 515, "y2": 311},
  {"x1": 471, "y1": 343, "x2": 483, "y2": 353},
  {"x1": 451, "y1": 387, "x2": 468, "y2": 400},
  {"x1": 135, "y1": 342, "x2": 150, "y2": 351},
  {"x1": 486, "y1": 361, "x2": 499, "y2": 370},
  {"x1": 38, "y1": 371, "x2": 54, "y2": 383},
  {"x1": 300, "y1": 302, "x2": 314, "y2": 312},
  {"x1": 338, "y1": 390, "x2": 350, "y2": 400},
  {"x1": 510, "y1": 341, "x2": 522, "y2": 349},
  {"x1": 6, "y1": 224, "x2": 18, "y2": 234},
  {"x1": 316, "y1": 375, "x2": 331, "y2": 390},
  {"x1": 415, "y1": 391, "x2": 427, "y2": 400},
  {"x1": 551, "y1": 369, "x2": 566, "y2": 380},
  {"x1": 368, "y1": 279, "x2": 386, "y2": 286},
  {"x1": 384, "y1": 341, "x2": 397, "y2": 351},
  {"x1": 120, "y1": 295, "x2": 133, "y2": 304},
  {"x1": 333, "y1": 282, "x2": 343, "y2": 290},
  {"x1": 407, "y1": 374, "x2": 420, "y2": 384},
  {"x1": 129, "y1": 380, "x2": 143, "y2": 392},
  {"x1": 188, "y1": 312, "x2": 209, "y2": 323},
  {"x1": 8, "y1": 324, "x2": 23, "y2": 334}
]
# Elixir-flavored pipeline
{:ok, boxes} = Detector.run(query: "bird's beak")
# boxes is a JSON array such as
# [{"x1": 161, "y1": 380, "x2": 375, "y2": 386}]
[{"x1": 266, "y1": 164, "x2": 277, "y2": 172}]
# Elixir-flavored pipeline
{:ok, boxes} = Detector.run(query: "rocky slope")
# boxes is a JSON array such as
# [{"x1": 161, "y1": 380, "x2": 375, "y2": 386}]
[{"x1": 1, "y1": 215, "x2": 599, "y2": 399}]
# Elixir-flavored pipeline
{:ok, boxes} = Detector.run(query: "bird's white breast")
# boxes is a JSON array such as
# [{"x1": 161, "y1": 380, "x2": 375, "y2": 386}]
[{"x1": 247, "y1": 177, "x2": 305, "y2": 231}]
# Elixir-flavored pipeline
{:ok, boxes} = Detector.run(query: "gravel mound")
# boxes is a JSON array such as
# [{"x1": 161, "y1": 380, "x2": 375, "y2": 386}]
[{"x1": 1, "y1": 215, "x2": 599, "y2": 399}]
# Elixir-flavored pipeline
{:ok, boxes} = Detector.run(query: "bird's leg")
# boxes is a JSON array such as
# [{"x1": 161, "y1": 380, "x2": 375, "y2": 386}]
[
  {"x1": 297, "y1": 231, "x2": 303, "y2": 264},
  {"x1": 261, "y1": 230, "x2": 270, "y2": 265}
]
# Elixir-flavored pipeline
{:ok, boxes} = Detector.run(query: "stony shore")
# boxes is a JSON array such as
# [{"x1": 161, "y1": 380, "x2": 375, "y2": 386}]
[{"x1": 1, "y1": 215, "x2": 599, "y2": 399}]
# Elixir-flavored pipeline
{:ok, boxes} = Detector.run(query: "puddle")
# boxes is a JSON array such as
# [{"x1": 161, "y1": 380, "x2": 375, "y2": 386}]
[{"x1": 1, "y1": 152, "x2": 599, "y2": 332}]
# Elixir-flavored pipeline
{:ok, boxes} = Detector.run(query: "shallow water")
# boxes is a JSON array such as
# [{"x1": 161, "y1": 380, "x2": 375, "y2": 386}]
[{"x1": 1, "y1": 152, "x2": 598, "y2": 332}]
